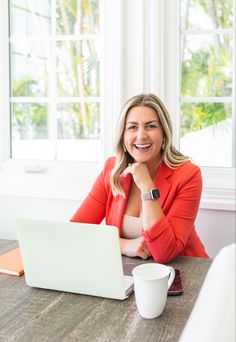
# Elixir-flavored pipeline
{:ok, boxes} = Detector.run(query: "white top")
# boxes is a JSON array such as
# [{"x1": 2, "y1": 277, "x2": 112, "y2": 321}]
[{"x1": 122, "y1": 214, "x2": 142, "y2": 239}]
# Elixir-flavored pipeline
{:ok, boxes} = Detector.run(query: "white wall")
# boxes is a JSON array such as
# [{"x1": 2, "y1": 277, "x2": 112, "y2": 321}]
[
  {"x1": 0, "y1": 196, "x2": 80, "y2": 239},
  {"x1": 196, "y1": 209, "x2": 235, "y2": 258},
  {"x1": 0, "y1": 195, "x2": 235, "y2": 258}
]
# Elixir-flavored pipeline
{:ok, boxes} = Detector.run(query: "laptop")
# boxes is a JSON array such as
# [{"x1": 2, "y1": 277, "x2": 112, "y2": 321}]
[{"x1": 15, "y1": 218, "x2": 134, "y2": 300}]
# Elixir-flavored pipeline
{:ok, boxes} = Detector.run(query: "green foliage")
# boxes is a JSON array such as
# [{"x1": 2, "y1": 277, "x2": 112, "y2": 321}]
[
  {"x1": 181, "y1": 102, "x2": 230, "y2": 136},
  {"x1": 11, "y1": 0, "x2": 100, "y2": 140},
  {"x1": 13, "y1": 103, "x2": 47, "y2": 139},
  {"x1": 12, "y1": 0, "x2": 233, "y2": 140},
  {"x1": 181, "y1": 0, "x2": 233, "y2": 137},
  {"x1": 57, "y1": 102, "x2": 100, "y2": 139},
  {"x1": 13, "y1": 77, "x2": 41, "y2": 97}
]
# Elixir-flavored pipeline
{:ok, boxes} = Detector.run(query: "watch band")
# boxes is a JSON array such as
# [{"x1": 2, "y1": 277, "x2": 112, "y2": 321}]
[{"x1": 141, "y1": 188, "x2": 160, "y2": 201}]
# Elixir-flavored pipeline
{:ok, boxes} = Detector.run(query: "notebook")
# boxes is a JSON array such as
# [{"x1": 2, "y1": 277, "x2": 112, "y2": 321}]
[
  {"x1": 15, "y1": 218, "x2": 134, "y2": 300},
  {"x1": 0, "y1": 247, "x2": 24, "y2": 276}
]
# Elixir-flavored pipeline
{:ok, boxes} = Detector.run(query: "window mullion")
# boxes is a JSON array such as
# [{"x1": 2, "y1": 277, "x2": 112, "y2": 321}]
[
  {"x1": 180, "y1": 97, "x2": 232, "y2": 103},
  {"x1": 0, "y1": 0, "x2": 10, "y2": 162},
  {"x1": 48, "y1": 0, "x2": 57, "y2": 160},
  {"x1": 181, "y1": 28, "x2": 233, "y2": 35},
  {"x1": 232, "y1": 3, "x2": 236, "y2": 167}
]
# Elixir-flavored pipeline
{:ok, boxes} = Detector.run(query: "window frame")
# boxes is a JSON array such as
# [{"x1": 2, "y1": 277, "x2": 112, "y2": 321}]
[
  {"x1": 0, "y1": 0, "x2": 235, "y2": 211},
  {"x1": 169, "y1": 0, "x2": 235, "y2": 210},
  {"x1": 0, "y1": 0, "x2": 124, "y2": 200},
  {"x1": 123, "y1": 0, "x2": 235, "y2": 211}
]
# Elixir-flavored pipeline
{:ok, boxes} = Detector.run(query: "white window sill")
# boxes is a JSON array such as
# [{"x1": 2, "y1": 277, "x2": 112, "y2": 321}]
[
  {"x1": 0, "y1": 159, "x2": 103, "y2": 201},
  {"x1": 200, "y1": 189, "x2": 235, "y2": 211},
  {"x1": 0, "y1": 163, "x2": 235, "y2": 212}
]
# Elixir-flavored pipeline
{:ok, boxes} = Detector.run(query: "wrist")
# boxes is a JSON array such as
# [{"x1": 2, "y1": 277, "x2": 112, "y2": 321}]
[
  {"x1": 140, "y1": 182, "x2": 154, "y2": 193},
  {"x1": 141, "y1": 188, "x2": 160, "y2": 201}
]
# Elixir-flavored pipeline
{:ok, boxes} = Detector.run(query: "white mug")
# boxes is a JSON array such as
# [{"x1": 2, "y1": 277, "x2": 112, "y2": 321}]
[{"x1": 132, "y1": 263, "x2": 175, "y2": 319}]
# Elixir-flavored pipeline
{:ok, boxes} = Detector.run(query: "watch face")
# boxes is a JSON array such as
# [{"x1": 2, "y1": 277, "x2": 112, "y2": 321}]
[{"x1": 151, "y1": 188, "x2": 160, "y2": 199}]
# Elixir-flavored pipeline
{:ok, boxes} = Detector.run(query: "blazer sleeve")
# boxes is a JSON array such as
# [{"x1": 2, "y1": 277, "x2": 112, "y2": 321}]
[
  {"x1": 142, "y1": 165, "x2": 203, "y2": 263},
  {"x1": 70, "y1": 159, "x2": 112, "y2": 224}
]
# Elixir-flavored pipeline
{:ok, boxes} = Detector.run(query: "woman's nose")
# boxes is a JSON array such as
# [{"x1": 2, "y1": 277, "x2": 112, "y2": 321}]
[{"x1": 136, "y1": 127, "x2": 147, "y2": 138}]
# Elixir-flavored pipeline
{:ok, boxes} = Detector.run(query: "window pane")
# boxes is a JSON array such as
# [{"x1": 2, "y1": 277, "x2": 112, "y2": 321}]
[
  {"x1": 56, "y1": 139, "x2": 101, "y2": 161},
  {"x1": 11, "y1": 41, "x2": 49, "y2": 97},
  {"x1": 57, "y1": 40, "x2": 100, "y2": 97},
  {"x1": 180, "y1": 103, "x2": 232, "y2": 167},
  {"x1": 180, "y1": 0, "x2": 234, "y2": 168},
  {"x1": 181, "y1": 34, "x2": 232, "y2": 97},
  {"x1": 10, "y1": 0, "x2": 51, "y2": 36},
  {"x1": 181, "y1": 0, "x2": 234, "y2": 30},
  {"x1": 56, "y1": 0, "x2": 99, "y2": 35},
  {"x1": 9, "y1": 0, "x2": 102, "y2": 162},
  {"x1": 11, "y1": 103, "x2": 48, "y2": 140},
  {"x1": 57, "y1": 102, "x2": 100, "y2": 139}
]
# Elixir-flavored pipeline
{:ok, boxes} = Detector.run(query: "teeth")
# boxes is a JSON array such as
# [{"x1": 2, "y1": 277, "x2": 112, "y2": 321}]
[{"x1": 135, "y1": 144, "x2": 151, "y2": 148}]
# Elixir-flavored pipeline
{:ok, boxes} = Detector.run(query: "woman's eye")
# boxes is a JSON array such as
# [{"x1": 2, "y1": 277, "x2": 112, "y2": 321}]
[
  {"x1": 146, "y1": 124, "x2": 157, "y2": 129},
  {"x1": 127, "y1": 126, "x2": 137, "y2": 130}
]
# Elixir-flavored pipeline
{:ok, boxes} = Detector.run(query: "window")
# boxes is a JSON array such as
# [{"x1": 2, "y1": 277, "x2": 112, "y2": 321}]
[
  {"x1": 0, "y1": 0, "x2": 235, "y2": 208},
  {"x1": 179, "y1": 0, "x2": 235, "y2": 168},
  {"x1": 0, "y1": 0, "x2": 122, "y2": 199},
  {"x1": 123, "y1": 0, "x2": 235, "y2": 210},
  {"x1": 9, "y1": 0, "x2": 101, "y2": 162}
]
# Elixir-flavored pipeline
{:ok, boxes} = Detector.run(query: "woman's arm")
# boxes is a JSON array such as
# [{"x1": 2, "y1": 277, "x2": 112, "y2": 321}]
[
  {"x1": 124, "y1": 162, "x2": 203, "y2": 263},
  {"x1": 143, "y1": 167, "x2": 203, "y2": 263},
  {"x1": 70, "y1": 160, "x2": 111, "y2": 223}
]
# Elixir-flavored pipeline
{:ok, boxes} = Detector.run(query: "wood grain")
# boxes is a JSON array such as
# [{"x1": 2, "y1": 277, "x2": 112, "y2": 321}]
[{"x1": 0, "y1": 240, "x2": 211, "y2": 342}]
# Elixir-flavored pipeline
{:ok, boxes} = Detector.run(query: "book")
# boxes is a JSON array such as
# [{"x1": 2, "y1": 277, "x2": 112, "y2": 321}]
[{"x1": 0, "y1": 247, "x2": 24, "y2": 276}]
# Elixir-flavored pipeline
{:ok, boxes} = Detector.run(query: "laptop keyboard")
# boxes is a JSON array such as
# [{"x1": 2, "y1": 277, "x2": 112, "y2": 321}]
[{"x1": 124, "y1": 275, "x2": 134, "y2": 296}]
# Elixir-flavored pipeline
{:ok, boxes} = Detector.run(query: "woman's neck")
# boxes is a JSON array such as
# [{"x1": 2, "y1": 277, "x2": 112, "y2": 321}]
[{"x1": 147, "y1": 158, "x2": 162, "y2": 179}]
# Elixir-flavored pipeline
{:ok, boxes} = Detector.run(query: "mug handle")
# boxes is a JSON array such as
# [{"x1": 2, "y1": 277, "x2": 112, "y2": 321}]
[{"x1": 167, "y1": 267, "x2": 175, "y2": 289}]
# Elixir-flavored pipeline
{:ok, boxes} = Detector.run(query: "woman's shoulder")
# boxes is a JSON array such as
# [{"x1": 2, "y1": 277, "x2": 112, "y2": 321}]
[
  {"x1": 100, "y1": 157, "x2": 116, "y2": 181},
  {"x1": 172, "y1": 161, "x2": 202, "y2": 186},
  {"x1": 161, "y1": 161, "x2": 201, "y2": 182},
  {"x1": 177, "y1": 160, "x2": 201, "y2": 173},
  {"x1": 103, "y1": 156, "x2": 116, "y2": 171},
  {"x1": 161, "y1": 160, "x2": 200, "y2": 174}
]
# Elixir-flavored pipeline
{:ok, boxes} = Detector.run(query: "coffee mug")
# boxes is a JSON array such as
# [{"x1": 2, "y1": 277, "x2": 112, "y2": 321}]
[{"x1": 132, "y1": 263, "x2": 175, "y2": 319}]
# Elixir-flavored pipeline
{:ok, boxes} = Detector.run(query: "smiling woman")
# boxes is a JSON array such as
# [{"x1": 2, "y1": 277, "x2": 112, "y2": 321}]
[
  {"x1": 124, "y1": 106, "x2": 164, "y2": 166},
  {"x1": 71, "y1": 93, "x2": 209, "y2": 263},
  {"x1": 111, "y1": 94, "x2": 190, "y2": 197}
]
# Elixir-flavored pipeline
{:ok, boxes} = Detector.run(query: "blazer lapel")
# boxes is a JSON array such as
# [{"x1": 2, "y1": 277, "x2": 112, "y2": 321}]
[
  {"x1": 111, "y1": 174, "x2": 132, "y2": 236},
  {"x1": 154, "y1": 162, "x2": 172, "y2": 208}
]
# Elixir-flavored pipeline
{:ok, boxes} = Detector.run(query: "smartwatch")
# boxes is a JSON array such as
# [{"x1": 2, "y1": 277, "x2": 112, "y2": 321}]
[{"x1": 141, "y1": 188, "x2": 160, "y2": 201}]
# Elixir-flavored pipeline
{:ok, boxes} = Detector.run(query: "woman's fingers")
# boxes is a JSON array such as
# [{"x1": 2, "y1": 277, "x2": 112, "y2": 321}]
[
  {"x1": 120, "y1": 237, "x2": 151, "y2": 259},
  {"x1": 138, "y1": 251, "x2": 149, "y2": 259},
  {"x1": 137, "y1": 240, "x2": 151, "y2": 259},
  {"x1": 140, "y1": 239, "x2": 151, "y2": 257},
  {"x1": 122, "y1": 163, "x2": 133, "y2": 177}
]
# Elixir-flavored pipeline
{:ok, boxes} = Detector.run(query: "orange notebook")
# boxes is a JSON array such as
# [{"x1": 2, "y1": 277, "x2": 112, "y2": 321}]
[{"x1": 0, "y1": 247, "x2": 24, "y2": 276}]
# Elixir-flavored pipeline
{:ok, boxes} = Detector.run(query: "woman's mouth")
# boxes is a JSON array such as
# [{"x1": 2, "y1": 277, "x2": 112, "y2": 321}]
[{"x1": 134, "y1": 143, "x2": 152, "y2": 151}]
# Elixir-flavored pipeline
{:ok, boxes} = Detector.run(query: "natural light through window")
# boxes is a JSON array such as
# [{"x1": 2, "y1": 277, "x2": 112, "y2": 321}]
[
  {"x1": 179, "y1": 0, "x2": 235, "y2": 168},
  {"x1": 9, "y1": 0, "x2": 102, "y2": 161}
]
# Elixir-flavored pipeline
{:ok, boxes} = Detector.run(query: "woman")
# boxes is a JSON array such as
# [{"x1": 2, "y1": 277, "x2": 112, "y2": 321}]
[{"x1": 71, "y1": 93, "x2": 208, "y2": 263}]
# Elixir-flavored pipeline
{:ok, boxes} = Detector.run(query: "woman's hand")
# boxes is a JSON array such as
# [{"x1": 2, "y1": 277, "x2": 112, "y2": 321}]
[
  {"x1": 122, "y1": 162, "x2": 153, "y2": 192},
  {"x1": 120, "y1": 236, "x2": 151, "y2": 259}
]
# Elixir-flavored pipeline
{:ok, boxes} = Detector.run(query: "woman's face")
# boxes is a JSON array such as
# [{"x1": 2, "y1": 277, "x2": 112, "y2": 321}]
[{"x1": 123, "y1": 106, "x2": 164, "y2": 166}]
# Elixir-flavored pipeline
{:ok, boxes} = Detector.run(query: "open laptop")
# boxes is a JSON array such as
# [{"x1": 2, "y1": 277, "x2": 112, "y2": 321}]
[{"x1": 15, "y1": 218, "x2": 134, "y2": 300}]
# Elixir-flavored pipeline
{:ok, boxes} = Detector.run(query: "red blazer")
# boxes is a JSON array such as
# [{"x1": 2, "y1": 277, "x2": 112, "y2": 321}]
[{"x1": 71, "y1": 157, "x2": 209, "y2": 263}]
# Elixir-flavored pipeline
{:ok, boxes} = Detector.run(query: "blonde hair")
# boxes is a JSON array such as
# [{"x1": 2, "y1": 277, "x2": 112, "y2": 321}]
[{"x1": 110, "y1": 93, "x2": 190, "y2": 197}]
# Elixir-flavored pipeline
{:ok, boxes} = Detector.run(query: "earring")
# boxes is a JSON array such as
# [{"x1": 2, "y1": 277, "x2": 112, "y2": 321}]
[
  {"x1": 162, "y1": 139, "x2": 165, "y2": 150},
  {"x1": 123, "y1": 145, "x2": 127, "y2": 152}
]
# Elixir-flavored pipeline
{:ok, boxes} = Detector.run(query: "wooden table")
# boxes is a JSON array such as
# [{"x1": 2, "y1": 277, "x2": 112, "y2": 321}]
[{"x1": 0, "y1": 239, "x2": 211, "y2": 342}]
